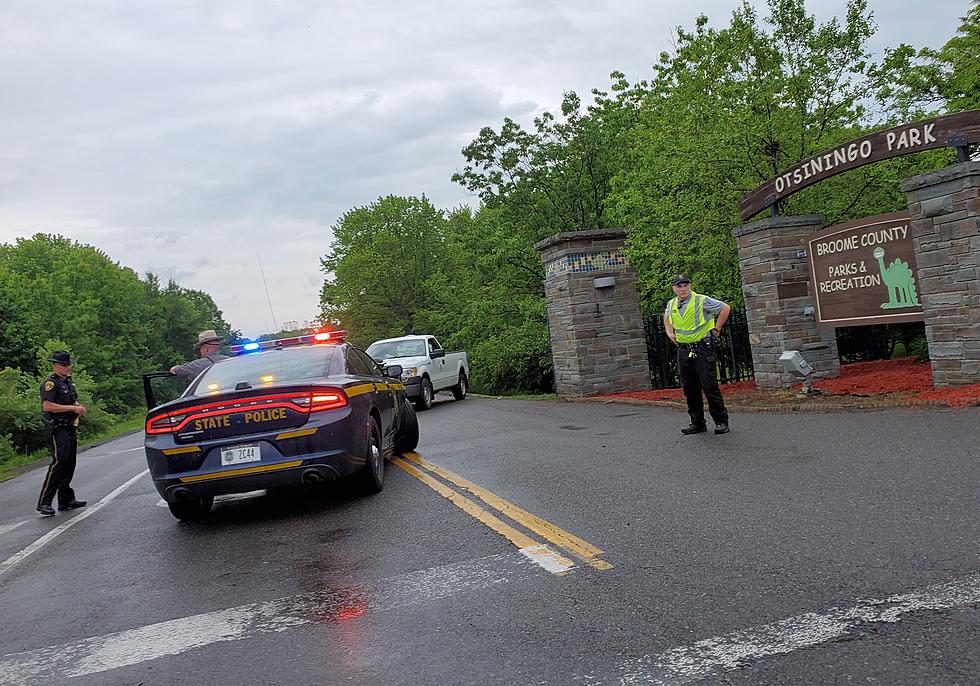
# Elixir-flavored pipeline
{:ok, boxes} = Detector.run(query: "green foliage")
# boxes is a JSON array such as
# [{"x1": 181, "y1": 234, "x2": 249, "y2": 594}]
[
  {"x1": 875, "y1": 1, "x2": 980, "y2": 115},
  {"x1": 320, "y1": 196, "x2": 449, "y2": 348},
  {"x1": 0, "y1": 234, "x2": 237, "y2": 458},
  {"x1": 316, "y1": 1, "x2": 968, "y2": 394}
]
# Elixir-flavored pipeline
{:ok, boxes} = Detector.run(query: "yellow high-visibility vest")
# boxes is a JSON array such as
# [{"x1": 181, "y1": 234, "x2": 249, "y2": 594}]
[{"x1": 669, "y1": 292, "x2": 714, "y2": 343}]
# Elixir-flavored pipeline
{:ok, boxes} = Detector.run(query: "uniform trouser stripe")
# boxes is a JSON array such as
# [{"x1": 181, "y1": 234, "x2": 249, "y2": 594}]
[
  {"x1": 37, "y1": 433, "x2": 60, "y2": 508},
  {"x1": 36, "y1": 429, "x2": 76, "y2": 508}
]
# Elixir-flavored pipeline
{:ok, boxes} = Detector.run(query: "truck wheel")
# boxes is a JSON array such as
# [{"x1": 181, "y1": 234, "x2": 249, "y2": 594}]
[
  {"x1": 415, "y1": 377, "x2": 433, "y2": 411},
  {"x1": 357, "y1": 418, "x2": 384, "y2": 494},
  {"x1": 168, "y1": 495, "x2": 213, "y2": 521},
  {"x1": 394, "y1": 399, "x2": 419, "y2": 453},
  {"x1": 452, "y1": 372, "x2": 468, "y2": 400}
]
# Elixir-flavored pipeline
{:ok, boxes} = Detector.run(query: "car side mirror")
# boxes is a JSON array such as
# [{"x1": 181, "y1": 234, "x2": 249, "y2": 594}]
[
  {"x1": 430, "y1": 348, "x2": 445, "y2": 359},
  {"x1": 384, "y1": 364, "x2": 403, "y2": 378}
]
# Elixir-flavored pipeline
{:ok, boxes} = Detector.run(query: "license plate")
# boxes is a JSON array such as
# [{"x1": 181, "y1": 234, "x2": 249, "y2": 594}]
[{"x1": 220, "y1": 444, "x2": 261, "y2": 466}]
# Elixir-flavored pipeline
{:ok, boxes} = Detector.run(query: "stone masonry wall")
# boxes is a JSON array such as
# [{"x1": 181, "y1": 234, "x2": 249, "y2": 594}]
[
  {"x1": 733, "y1": 216, "x2": 840, "y2": 388},
  {"x1": 902, "y1": 161, "x2": 980, "y2": 387},
  {"x1": 535, "y1": 229, "x2": 651, "y2": 397}
]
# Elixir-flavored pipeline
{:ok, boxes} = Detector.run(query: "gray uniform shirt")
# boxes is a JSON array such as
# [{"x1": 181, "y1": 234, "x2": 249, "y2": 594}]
[
  {"x1": 665, "y1": 294, "x2": 727, "y2": 318},
  {"x1": 172, "y1": 353, "x2": 229, "y2": 379}
]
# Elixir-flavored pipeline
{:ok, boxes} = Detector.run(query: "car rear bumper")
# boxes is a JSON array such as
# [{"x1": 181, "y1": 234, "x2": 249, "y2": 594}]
[{"x1": 151, "y1": 450, "x2": 362, "y2": 502}]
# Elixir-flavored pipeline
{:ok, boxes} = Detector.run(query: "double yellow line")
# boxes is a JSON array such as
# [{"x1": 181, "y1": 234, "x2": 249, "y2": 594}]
[{"x1": 393, "y1": 452, "x2": 613, "y2": 573}]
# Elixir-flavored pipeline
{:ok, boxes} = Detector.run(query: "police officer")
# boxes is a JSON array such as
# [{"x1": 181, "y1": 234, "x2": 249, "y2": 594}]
[
  {"x1": 37, "y1": 350, "x2": 87, "y2": 516},
  {"x1": 663, "y1": 275, "x2": 731, "y2": 435},
  {"x1": 170, "y1": 329, "x2": 228, "y2": 378}
]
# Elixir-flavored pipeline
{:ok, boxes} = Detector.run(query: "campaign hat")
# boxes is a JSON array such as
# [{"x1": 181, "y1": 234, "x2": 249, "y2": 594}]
[
  {"x1": 193, "y1": 330, "x2": 225, "y2": 349},
  {"x1": 47, "y1": 350, "x2": 74, "y2": 365}
]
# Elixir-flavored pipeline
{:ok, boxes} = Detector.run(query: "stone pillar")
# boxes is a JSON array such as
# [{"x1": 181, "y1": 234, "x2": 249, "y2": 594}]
[
  {"x1": 902, "y1": 161, "x2": 980, "y2": 387},
  {"x1": 732, "y1": 215, "x2": 840, "y2": 388},
  {"x1": 534, "y1": 229, "x2": 651, "y2": 398}
]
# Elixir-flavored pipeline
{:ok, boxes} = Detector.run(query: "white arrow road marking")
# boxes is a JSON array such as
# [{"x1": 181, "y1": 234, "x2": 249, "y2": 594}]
[
  {"x1": 616, "y1": 572, "x2": 980, "y2": 685},
  {"x1": 0, "y1": 521, "x2": 28, "y2": 537},
  {"x1": 0, "y1": 552, "x2": 538, "y2": 684},
  {"x1": 0, "y1": 470, "x2": 148, "y2": 577}
]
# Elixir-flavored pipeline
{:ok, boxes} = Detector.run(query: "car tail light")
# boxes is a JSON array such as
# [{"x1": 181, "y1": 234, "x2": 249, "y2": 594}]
[{"x1": 145, "y1": 389, "x2": 348, "y2": 435}]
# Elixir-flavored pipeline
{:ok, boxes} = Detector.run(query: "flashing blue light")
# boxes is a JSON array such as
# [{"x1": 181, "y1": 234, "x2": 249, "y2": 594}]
[{"x1": 243, "y1": 342, "x2": 260, "y2": 351}]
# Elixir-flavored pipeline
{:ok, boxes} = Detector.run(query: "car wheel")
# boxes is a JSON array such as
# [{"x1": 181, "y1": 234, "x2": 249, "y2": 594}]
[
  {"x1": 394, "y1": 399, "x2": 419, "y2": 453},
  {"x1": 451, "y1": 372, "x2": 467, "y2": 401},
  {"x1": 168, "y1": 495, "x2": 214, "y2": 521},
  {"x1": 415, "y1": 376, "x2": 433, "y2": 411},
  {"x1": 358, "y1": 418, "x2": 384, "y2": 494}
]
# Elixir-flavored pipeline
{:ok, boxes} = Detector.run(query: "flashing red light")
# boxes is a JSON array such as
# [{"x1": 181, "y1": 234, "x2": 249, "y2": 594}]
[{"x1": 314, "y1": 330, "x2": 348, "y2": 343}]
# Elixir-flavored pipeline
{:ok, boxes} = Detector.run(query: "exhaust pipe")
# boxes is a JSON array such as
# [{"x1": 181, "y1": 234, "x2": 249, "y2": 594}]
[
  {"x1": 172, "y1": 487, "x2": 192, "y2": 501},
  {"x1": 302, "y1": 469, "x2": 324, "y2": 485}
]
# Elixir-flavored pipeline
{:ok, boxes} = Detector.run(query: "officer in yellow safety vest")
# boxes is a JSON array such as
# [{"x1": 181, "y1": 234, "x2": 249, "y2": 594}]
[{"x1": 663, "y1": 275, "x2": 731, "y2": 435}]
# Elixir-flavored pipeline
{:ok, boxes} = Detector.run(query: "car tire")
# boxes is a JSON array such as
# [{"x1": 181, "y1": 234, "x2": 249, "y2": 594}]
[
  {"x1": 168, "y1": 495, "x2": 214, "y2": 521},
  {"x1": 357, "y1": 418, "x2": 385, "y2": 494},
  {"x1": 451, "y1": 372, "x2": 467, "y2": 401},
  {"x1": 414, "y1": 376, "x2": 433, "y2": 411},
  {"x1": 394, "y1": 399, "x2": 419, "y2": 453}
]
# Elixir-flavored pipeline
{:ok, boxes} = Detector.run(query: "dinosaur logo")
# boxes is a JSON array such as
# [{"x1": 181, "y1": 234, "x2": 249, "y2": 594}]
[{"x1": 873, "y1": 247, "x2": 920, "y2": 309}]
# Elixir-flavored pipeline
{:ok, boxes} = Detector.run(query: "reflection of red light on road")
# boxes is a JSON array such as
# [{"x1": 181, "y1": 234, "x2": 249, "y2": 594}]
[{"x1": 336, "y1": 606, "x2": 364, "y2": 621}]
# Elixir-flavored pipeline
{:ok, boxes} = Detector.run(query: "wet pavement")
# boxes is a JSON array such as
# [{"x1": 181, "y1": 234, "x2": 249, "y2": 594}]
[{"x1": 0, "y1": 396, "x2": 977, "y2": 685}]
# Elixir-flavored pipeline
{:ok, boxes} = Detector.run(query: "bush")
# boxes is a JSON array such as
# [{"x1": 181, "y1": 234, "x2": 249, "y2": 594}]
[
  {"x1": 0, "y1": 367, "x2": 43, "y2": 453},
  {"x1": 0, "y1": 433, "x2": 18, "y2": 466},
  {"x1": 908, "y1": 335, "x2": 930, "y2": 363}
]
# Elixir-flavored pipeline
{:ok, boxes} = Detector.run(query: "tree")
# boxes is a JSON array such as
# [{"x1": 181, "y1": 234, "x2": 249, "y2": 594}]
[
  {"x1": 876, "y1": 1, "x2": 980, "y2": 116},
  {"x1": 605, "y1": 0, "x2": 936, "y2": 308},
  {"x1": 319, "y1": 196, "x2": 449, "y2": 347}
]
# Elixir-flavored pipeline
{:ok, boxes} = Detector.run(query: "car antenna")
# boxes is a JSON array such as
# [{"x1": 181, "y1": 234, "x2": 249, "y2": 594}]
[{"x1": 257, "y1": 252, "x2": 279, "y2": 333}]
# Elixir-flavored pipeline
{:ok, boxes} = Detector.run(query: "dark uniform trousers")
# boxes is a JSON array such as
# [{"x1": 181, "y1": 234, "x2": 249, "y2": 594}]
[
  {"x1": 677, "y1": 338, "x2": 729, "y2": 427},
  {"x1": 37, "y1": 424, "x2": 78, "y2": 509}
]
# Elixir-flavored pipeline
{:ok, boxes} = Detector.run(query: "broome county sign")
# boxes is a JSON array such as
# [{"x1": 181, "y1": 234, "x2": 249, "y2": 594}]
[{"x1": 807, "y1": 211, "x2": 924, "y2": 327}]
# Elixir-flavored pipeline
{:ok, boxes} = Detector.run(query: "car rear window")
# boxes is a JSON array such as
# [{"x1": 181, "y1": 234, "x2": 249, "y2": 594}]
[
  {"x1": 366, "y1": 340, "x2": 425, "y2": 358},
  {"x1": 188, "y1": 346, "x2": 342, "y2": 394}
]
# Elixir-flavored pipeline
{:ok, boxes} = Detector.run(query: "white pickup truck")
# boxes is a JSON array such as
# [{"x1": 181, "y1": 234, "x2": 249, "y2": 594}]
[{"x1": 366, "y1": 335, "x2": 469, "y2": 411}]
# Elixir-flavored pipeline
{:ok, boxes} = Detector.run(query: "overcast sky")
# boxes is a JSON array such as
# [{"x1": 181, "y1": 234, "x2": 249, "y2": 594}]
[{"x1": 0, "y1": 1, "x2": 969, "y2": 337}]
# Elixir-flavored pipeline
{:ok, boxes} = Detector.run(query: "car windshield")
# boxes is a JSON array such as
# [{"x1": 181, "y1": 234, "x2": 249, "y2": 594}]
[
  {"x1": 366, "y1": 340, "x2": 425, "y2": 359},
  {"x1": 187, "y1": 346, "x2": 341, "y2": 395}
]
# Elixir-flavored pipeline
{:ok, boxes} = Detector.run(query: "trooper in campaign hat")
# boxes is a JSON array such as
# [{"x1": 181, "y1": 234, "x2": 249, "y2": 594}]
[
  {"x1": 663, "y1": 275, "x2": 732, "y2": 435},
  {"x1": 170, "y1": 329, "x2": 229, "y2": 379},
  {"x1": 36, "y1": 350, "x2": 87, "y2": 516}
]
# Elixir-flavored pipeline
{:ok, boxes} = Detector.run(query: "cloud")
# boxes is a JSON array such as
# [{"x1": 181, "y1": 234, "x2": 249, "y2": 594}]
[{"x1": 0, "y1": 0, "x2": 967, "y2": 335}]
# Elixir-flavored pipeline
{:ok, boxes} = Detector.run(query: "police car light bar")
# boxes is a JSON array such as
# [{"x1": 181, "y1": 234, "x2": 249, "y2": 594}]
[{"x1": 229, "y1": 330, "x2": 348, "y2": 355}]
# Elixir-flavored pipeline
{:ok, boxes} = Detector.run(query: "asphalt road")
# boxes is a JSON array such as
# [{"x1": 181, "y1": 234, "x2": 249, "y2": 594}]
[{"x1": 0, "y1": 395, "x2": 977, "y2": 685}]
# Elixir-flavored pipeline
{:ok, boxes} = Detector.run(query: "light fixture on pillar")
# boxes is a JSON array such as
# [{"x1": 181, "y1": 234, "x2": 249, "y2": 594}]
[{"x1": 779, "y1": 350, "x2": 819, "y2": 396}]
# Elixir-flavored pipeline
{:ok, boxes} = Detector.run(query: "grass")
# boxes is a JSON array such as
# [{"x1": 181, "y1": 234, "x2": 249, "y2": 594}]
[
  {"x1": 471, "y1": 392, "x2": 557, "y2": 401},
  {"x1": 0, "y1": 415, "x2": 145, "y2": 483}
]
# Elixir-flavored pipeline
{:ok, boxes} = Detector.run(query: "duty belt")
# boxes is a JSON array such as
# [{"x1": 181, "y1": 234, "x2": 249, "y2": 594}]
[{"x1": 677, "y1": 338, "x2": 712, "y2": 350}]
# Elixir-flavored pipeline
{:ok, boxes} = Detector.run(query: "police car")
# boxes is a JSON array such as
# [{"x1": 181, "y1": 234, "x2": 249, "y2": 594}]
[{"x1": 142, "y1": 331, "x2": 419, "y2": 521}]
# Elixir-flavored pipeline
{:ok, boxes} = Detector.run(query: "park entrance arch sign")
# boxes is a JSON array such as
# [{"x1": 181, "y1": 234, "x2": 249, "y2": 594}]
[
  {"x1": 739, "y1": 111, "x2": 980, "y2": 221},
  {"x1": 733, "y1": 109, "x2": 980, "y2": 389}
]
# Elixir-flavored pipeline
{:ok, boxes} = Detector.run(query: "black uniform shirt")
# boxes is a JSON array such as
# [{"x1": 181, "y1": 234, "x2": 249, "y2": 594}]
[{"x1": 40, "y1": 373, "x2": 78, "y2": 426}]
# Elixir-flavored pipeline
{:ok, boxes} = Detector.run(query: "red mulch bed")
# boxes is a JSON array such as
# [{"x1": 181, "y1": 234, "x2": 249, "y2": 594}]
[{"x1": 596, "y1": 357, "x2": 980, "y2": 409}]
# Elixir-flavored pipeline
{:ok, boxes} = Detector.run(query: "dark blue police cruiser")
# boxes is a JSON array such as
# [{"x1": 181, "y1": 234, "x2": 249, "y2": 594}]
[{"x1": 142, "y1": 331, "x2": 419, "y2": 520}]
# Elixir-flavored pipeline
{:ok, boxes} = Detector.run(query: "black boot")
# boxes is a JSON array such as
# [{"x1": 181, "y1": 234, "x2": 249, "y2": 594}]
[
  {"x1": 681, "y1": 423, "x2": 708, "y2": 435},
  {"x1": 37, "y1": 504, "x2": 56, "y2": 516},
  {"x1": 58, "y1": 500, "x2": 87, "y2": 511},
  {"x1": 714, "y1": 423, "x2": 730, "y2": 434}
]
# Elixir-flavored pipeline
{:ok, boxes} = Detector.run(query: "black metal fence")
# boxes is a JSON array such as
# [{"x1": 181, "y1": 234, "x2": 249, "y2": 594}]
[
  {"x1": 643, "y1": 308, "x2": 755, "y2": 389},
  {"x1": 835, "y1": 322, "x2": 926, "y2": 363}
]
